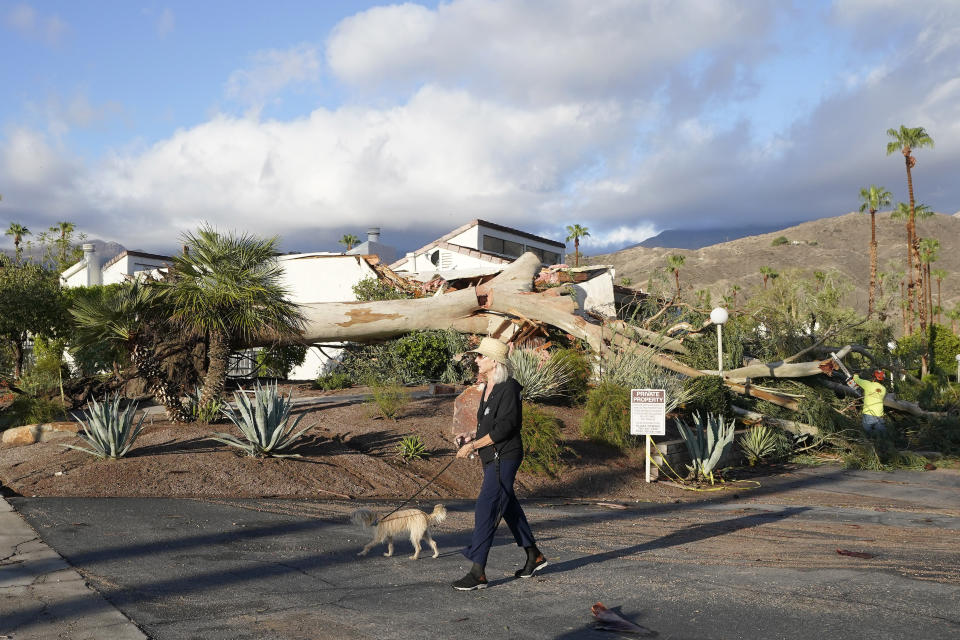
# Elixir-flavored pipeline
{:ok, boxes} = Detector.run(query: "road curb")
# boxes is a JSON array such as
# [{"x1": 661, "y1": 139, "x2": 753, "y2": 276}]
[{"x1": 0, "y1": 496, "x2": 148, "y2": 640}]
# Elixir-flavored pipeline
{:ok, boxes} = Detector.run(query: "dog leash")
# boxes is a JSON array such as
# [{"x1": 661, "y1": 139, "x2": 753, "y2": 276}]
[{"x1": 376, "y1": 455, "x2": 458, "y2": 524}]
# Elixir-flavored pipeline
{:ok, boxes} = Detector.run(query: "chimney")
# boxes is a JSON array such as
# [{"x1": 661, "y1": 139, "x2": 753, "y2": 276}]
[
  {"x1": 83, "y1": 243, "x2": 102, "y2": 286},
  {"x1": 367, "y1": 227, "x2": 381, "y2": 244}
]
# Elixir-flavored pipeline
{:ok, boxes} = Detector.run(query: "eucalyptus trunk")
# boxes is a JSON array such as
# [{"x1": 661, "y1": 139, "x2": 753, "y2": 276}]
[
  {"x1": 11, "y1": 339, "x2": 24, "y2": 380},
  {"x1": 200, "y1": 329, "x2": 230, "y2": 407},
  {"x1": 131, "y1": 343, "x2": 191, "y2": 422},
  {"x1": 868, "y1": 210, "x2": 877, "y2": 316}
]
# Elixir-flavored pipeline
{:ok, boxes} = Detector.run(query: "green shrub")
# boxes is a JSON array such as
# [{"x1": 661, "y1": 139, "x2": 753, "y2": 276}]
[
  {"x1": 209, "y1": 382, "x2": 311, "y2": 458},
  {"x1": 255, "y1": 344, "x2": 307, "y2": 379},
  {"x1": 894, "y1": 324, "x2": 960, "y2": 375},
  {"x1": 315, "y1": 371, "x2": 353, "y2": 390},
  {"x1": 393, "y1": 331, "x2": 450, "y2": 381},
  {"x1": 1, "y1": 395, "x2": 65, "y2": 430},
  {"x1": 842, "y1": 437, "x2": 929, "y2": 471},
  {"x1": 367, "y1": 379, "x2": 409, "y2": 420},
  {"x1": 509, "y1": 348, "x2": 574, "y2": 402},
  {"x1": 340, "y1": 329, "x2": 470, "y2": 385},
  {"x1": 352, "y1": 277, "x2": 415, "y2": 301},
  {"x1": 581, "y1": 382, "x2": 632, "y2": 450},
  {"x1": 520, "y1": 403, "x2": 565, "y2": 475},
  {"x1": 396, "y1": 434, "x2": 428, "y2": 462},
  {"x1": 771, "y1": 236, "x2": 789, "y2": 246},
  {"x1": 902, "y1": 414, "x2": 960, "y2": 455},
  {"x1": 682, "y1": 375, "x2": 733, "y2": 417},
  {"x1": 553, "y1": 348, "x2": 592, "y2": 405},
  {"x1": 63, "y1": 395, "x2": 145, "y2": 459}
]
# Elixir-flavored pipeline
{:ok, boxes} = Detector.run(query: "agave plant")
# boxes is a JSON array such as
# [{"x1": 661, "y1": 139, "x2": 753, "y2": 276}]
[
  {"x1": 675, "y1": 412, "x2": 736, "y2": 484},
  {"x1": 509, "y1": 348, "x2": 575, "y2": 402},
  {"x1": 738, "y1": 424, "x2": 779, "y2": 466},
  {"x1": 63, "y1": 395, "x2": 146, "y2": 459},
  {"x1": 209, "y1": 382, "x2": 311, "y2": 457}
]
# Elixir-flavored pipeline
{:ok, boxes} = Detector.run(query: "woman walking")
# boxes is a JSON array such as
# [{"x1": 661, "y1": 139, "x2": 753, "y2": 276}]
[{"x1": 453, "y1": 337, "x2": 547, "y2": 591}]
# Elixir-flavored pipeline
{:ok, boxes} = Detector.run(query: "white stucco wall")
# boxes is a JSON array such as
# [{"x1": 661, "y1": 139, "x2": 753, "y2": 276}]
[{"x1": 278, "y1": 253, "x2": 379, "y2": 380}]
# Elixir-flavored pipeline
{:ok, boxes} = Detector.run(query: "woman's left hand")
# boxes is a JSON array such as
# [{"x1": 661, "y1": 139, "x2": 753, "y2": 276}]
[{"x1": 456, "y1": 443, "x2": 475, "y2": 459}]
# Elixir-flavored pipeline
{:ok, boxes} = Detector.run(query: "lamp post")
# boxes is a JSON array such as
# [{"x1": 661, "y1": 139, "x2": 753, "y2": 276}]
[{"x1": 710, "y1": 307, "x2": 729, "y2": 378}]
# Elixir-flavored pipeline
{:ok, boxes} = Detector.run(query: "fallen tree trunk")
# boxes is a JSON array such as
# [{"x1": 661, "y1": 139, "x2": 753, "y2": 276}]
[
  {"x1": 729, "y1": 406, "x2": 819, "y2": 436},
  {"x1": 289, "y1": 252, "x2": 800, "y2": 410},
  {"x1": 714, "y1": 346, "x2": 853, "y2": 384}
]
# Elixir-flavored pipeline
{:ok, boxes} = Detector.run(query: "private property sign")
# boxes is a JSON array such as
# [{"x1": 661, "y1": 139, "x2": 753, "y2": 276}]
[{"x1": 630, "y1": 389, "x2": 666, "y2": 436}]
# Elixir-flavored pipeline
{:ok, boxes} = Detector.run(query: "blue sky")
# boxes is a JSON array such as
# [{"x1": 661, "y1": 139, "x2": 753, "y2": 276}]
[{"x1": 1, "y1": 1, "x2": 958, "y2": 255}]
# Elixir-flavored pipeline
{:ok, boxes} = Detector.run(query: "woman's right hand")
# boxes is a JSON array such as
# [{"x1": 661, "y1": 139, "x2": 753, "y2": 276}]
[{"x1": 456, "y1": 443, "x2": 475, "y2": 459}]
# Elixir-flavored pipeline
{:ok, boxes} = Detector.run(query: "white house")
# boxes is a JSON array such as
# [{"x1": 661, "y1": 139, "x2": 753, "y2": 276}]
[
  {"x1": 277, "y1": 252, "x2": 381, "y2": 380},
  {"x1": 391, "y1": 219, "x2": 565, "y2": 279},
  {"x1": 60, "y1": 244, "x2": 172, "y2": 288}
]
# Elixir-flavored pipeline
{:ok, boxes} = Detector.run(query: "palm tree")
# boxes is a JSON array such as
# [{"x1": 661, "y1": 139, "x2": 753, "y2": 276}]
[
  {"x1": 931, "y1": 268, "x2": 947, "y2": 325},
  {"x1": 917, "y1": 238, "x2": 939, "y2": 327},
  {"x1": 729, "y1": 283, "x2": 742, "y2": 309},
  {"x1": 667, "y1": 254, "x2": 685, "y2": 297},
  {"x1": 5, "y1": 222, "x2": 30, "y2": 262},
  {"x1": 70, "y1": 281, "x2": 191, "y2": 422},
  {"x1": 339, "y1": 233, "x2": 360, "y2": 251},
  {"x1": 49, "y1": 221, "x2": 76, "y2": 268},
  {"x1": 156, "y1": 226, "x2": 306, "y2": 406},
  {"x1": 886, "y1": 125, "x2": 935, "y2": 329},
  {"x1": 858, "y1": 185, "x2": 892, "y2": 316},
  {"x1": 565, "y1": 224, "x2": 590, "y2": 267},
  {"x1": 759, "y1": 266, "x2": 777, "y2": 289},
  {"x1": 947, "y1": 304, "x2": 960, "y2": 335}
]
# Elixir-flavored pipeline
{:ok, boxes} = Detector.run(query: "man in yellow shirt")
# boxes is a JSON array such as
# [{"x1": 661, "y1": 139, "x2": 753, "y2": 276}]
[{"x1": 848, "y1": 369, "x2": 886, "y2": 433}]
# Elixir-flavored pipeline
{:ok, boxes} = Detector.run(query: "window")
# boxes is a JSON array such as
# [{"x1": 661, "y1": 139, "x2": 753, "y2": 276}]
[
  {"x1": 544, "y1": 250, "x2": 560, "y2": 265},
  {"x1": 483, "y1": 235, "x2": 524, "y2": 258}
]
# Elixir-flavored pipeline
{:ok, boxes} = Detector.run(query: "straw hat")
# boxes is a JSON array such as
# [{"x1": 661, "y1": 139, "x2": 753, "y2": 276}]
[{"x1": 467, "y1": 337, "x2": 510, "y2": 366}]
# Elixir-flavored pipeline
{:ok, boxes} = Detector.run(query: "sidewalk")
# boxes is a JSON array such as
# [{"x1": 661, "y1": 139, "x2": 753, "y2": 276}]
[{"x1": 0, "y1": 497, "x2": 146, "y2": 640}]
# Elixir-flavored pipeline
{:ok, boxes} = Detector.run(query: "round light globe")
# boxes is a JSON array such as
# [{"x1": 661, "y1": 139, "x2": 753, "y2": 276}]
[
  {"x1": 888, "y1": 341, "x2": 897, "y2": 352},
  {"x1": 710, "y1": 307, "x2": 729, "y2": 325},
  {"x1": 955, "y1": 354, "x2": 960, "y2": 362}
]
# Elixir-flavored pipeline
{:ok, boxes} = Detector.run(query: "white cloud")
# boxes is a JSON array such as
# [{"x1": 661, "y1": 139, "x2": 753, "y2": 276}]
[
  {"x1": 156, "y1": 7, "x2": 175, "y2": 38},
  {"x1": 4, "y1": 3, "x2": 67, "y2": 45},
  {"x1": 326, "y1": 0, "x2": 777, "y2": 104},
  {"x1": 225, "y1": 44, "x2": 321, "y2": 109}
]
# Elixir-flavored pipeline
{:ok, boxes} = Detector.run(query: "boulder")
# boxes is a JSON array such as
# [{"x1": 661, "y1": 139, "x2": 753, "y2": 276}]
[
  {"x1": 2, "y1": 425, "x2": 41, "y2": 446},
  {"x1": 452, "y1": 384, "x2": 482, "y2": 443}
]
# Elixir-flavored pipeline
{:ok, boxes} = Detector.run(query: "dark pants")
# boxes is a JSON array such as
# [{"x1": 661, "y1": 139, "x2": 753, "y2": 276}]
[{"x1": 462, "y1": 457, "x2": 536, "y2": 566}]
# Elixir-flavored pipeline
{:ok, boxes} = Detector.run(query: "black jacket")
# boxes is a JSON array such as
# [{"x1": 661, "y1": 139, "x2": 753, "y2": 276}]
[{"x1": 475, "y1": 378, "x2": 523, "y2": 464}]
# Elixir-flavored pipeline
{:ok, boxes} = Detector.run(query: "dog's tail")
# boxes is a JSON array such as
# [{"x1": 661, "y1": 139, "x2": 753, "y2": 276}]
[
  {"x1": 429, "y1": 504, "x2": 447, "y2": 525},
  {"x1": 351, "y1": 508, "x2": 377, "y2": 528}
]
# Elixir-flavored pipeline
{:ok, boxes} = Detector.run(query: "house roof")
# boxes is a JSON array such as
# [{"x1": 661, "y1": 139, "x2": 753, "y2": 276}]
[
  {"x1": 102, "y1": 250, "x2": 173, "y2": 271},
  {"x1": 389, "y1": 219, "x2": 564, "y2": 269},
  {"x1": 390, "y1": 240, "x2": 513, "y2": 270}
]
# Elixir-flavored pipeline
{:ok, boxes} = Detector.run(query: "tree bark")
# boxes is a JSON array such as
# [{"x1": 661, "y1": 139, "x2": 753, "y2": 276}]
[
  {"x1": 131, "y1": 343, "x2": 191, "y2": 422},
  {"x1": 729, "y1": 406, "x2": 819, "y2": 436},
  {"x1": 11, "y1": 338, "x2": 24, "y2": 380},
  {"x1": 200, "y1": 329, "x2": 230, "y2": 407}
]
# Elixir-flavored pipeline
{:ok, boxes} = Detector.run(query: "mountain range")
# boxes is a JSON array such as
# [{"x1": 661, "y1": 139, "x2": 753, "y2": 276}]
[{"x1": 590, "y1": 212, "x2": 960, "y2": 320}]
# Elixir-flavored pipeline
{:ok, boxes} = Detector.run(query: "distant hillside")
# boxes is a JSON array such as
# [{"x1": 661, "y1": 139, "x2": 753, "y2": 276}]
[
  {"x1": 634, "y1": 223, "x2": 800, "y2": 249},
  {"x1": 590, "y1": 212, "x2": 960, "y2": 320}
]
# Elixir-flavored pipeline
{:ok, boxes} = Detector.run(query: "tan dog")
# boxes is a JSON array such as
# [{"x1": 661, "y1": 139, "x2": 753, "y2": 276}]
[{"x1": 352, "y1": 504, "x2": 447, "y2": 559}]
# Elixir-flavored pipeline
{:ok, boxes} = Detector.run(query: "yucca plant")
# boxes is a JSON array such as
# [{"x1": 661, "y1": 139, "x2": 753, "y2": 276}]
[
  {"x1": 209, "y1": 382, "x2": 311, "y2": 457},
  {"x1": 396, "y1": 434, "x2": 428, "y2": 462},
  {"x1": 62, "y1": 395, "x2": 146, "y2": 459},
  {"x1": 509, "y1": 348, "x2": 575, "y2": 402},
  {"x1": 675, "y1": 412, "x2": 736, "y2": 484},
  {"x1": 738, "y1": 424, "x2": 779, "y2": 466}
]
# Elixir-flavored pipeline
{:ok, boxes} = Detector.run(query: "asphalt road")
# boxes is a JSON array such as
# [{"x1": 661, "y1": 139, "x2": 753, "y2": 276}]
[{"x1": 8, "y1": 465, "x2": 960, "y2": 639}]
